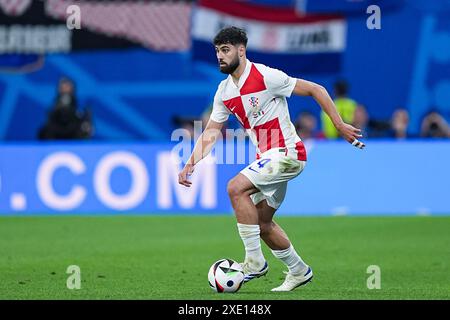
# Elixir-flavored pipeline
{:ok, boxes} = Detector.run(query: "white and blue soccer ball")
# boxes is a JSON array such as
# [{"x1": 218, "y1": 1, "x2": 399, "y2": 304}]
[{"x1": 208, "y1": 259, "x2": 244, "y2": 293}]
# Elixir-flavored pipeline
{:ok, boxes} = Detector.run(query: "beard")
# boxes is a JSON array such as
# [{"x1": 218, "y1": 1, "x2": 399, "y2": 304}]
[{"x1": 219, "y1": 55, "x2": 240, "y2": 74}]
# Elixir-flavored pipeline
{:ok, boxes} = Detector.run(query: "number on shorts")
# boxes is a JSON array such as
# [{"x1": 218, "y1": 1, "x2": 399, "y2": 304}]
[
  {"x1": 257, "y1": 159, "x2": 271, "y2": 168},
  {"x1": 248, "y1": 158, "x2": 271, "y2": 173}
]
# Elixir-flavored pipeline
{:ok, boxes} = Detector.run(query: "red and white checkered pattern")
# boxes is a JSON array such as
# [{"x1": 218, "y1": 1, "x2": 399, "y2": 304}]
[
  {"x1": 0, "y1": 0, "x2": 31, "y2": 16},
  {"x1": 45, "y1": 0, "x2": 193, "y2": 51},
  {"x1": 211, "y1": 60, "x2": 307, "y2": 161}
]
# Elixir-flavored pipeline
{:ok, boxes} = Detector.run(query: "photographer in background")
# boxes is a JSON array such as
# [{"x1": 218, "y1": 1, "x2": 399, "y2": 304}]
[
  {"x1": 390, "y1": 108, "x2": 410, "y2": 139},
  {"x1": 420, "y1": 110, "x2": 450, "y2": 138},
  {"x1": 38, "y1": 77, "x2": 93, "y2": 140}
]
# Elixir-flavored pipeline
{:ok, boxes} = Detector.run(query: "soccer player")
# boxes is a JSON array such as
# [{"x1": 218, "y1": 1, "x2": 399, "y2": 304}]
[{"x1": 178, "y1": 26, "x2": 365, "y2": 292}]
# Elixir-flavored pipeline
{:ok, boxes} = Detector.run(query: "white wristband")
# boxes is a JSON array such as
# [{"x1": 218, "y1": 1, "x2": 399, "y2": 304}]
[{"x1": 352, "y1": 139, "x2": 365, "y2": 149}]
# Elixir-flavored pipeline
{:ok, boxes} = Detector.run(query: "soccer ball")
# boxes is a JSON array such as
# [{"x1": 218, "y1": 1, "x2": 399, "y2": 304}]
[{"x1": 208, "y1": 259, "x2": 245, "y2": 293}]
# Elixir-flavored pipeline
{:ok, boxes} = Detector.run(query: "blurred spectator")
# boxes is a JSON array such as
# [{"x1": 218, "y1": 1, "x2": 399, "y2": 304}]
[
  {"x1": 420, "y1": 110, "x2": 450, "y2": 138},
  {"x1": 38, "y1": 77, "x2": 93, "y2": 140},
  {"x1": 352, "y1": 104, "x2": 369, "y2": 138},
  {"x1": 321, "y1": 79, "x2": 357, "y2": 139},
  {"x1": 295, "y1": 111, "x2": 323, "y2": 140},
  {"x1": 173, "y1": 115, "x2": 197, "y2": 138},
  {"x1": 174, "y1": 105, "x2": 230, "y2": 141},
  {"x1": 389, "y1": 108, "x2": 410, "y2": 139}
]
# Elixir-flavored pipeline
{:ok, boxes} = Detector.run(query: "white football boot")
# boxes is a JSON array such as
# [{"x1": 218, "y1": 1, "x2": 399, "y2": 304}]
[
  {"x1": 271, "y1": 266, "x2": 313, "y2": 292},
  {"x1": 241, "y1": 261, "x2": 269, "y2": 282}
]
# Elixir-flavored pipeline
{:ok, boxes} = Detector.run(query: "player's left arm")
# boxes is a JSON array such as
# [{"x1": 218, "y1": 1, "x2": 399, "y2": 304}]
[{"x1": 292, "y1": 79, "x2": 365, "y2": 149}]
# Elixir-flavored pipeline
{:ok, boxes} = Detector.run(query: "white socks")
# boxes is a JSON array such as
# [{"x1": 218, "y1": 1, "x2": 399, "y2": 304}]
[
  {"x1": 237, "y1": 223, "x2": 308, "y2": 275},
  {"x1": 271, "y1": 245, "x2": 308, "y2": 276},
  {"x1": 237, "y1": 223, "x2": 266, "y2": 270}
]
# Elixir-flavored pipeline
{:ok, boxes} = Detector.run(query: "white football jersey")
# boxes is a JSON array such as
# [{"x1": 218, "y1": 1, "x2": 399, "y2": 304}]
[{"x1": 210, "y1": 59, "x2": 307, "y2": 161}]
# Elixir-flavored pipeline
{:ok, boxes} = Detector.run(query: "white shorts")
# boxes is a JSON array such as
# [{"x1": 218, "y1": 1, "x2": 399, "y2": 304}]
[{"x1": 240, "y1": 148, "x2": 306, "y2": 210}]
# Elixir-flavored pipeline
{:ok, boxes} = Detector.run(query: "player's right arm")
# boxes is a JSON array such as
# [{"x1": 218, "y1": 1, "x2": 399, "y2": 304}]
[{"x1": 178, "y1": 119, "x2": 224, "y2": 187}]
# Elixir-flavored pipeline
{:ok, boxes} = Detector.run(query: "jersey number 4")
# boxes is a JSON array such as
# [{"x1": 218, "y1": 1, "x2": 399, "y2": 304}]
[{"x1": 248, "y1": 158, "x2": 271, "y2": 173}]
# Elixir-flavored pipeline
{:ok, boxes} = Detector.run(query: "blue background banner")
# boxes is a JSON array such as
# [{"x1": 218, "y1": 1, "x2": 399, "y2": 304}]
[{"x1": 0, "y1": 141, "x2": 448, "y2": 216}]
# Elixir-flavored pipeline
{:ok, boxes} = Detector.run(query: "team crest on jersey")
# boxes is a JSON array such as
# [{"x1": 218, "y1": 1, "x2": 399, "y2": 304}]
[
  {"x1": 249, "y1": 96, "x2": 264, "y2": 118},
  {"x1": 249, "y1": 97, "x2": 259, "y2": 108}
]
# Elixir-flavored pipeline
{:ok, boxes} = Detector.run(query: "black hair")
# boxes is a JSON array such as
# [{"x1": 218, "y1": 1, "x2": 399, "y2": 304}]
[
  {"x1": 213, "y1": 26, "x2": 248, "y2": 47},
  {"x1": 334, "y1": 79, "x2": 348, "y2": 96}
]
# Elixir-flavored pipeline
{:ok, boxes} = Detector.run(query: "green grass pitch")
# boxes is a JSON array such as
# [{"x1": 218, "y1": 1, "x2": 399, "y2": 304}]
[{"x1": 0, "y1": 215, "x2": 449, "y2": 300}]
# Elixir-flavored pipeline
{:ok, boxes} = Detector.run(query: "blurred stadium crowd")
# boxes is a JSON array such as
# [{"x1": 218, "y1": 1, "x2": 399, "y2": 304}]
[
  {"x1": 1, "y1": 0, "x2": 449, "y2": 141},
  {"x1": 38, "y1": 74, "x2": 450, "y2": 141},
  {"x1": 175, "y1": 78, "x2": 450, "y2": 141}
]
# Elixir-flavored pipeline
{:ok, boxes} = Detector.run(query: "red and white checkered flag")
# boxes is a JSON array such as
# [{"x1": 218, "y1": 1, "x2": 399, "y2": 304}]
[
  {"x1": 0, "y1": 0, "x2": 32, "y2": 16},
  {"x1": 45, "y1": 0, "x2": 193, "y2": 51}
]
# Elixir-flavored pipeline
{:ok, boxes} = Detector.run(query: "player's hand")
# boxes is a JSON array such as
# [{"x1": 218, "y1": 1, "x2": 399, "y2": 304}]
[
  {"x1": 178, "y1": 164, "x2": 195, "y2": 187},
  {"x1": 336, "y1": 123, "x2": 366, "y2": 149}
]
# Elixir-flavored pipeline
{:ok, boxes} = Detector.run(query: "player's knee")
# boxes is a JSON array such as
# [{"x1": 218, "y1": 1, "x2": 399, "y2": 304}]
[{"x1": 227, "y1": 179, "x2": 241, "y2": 200}]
